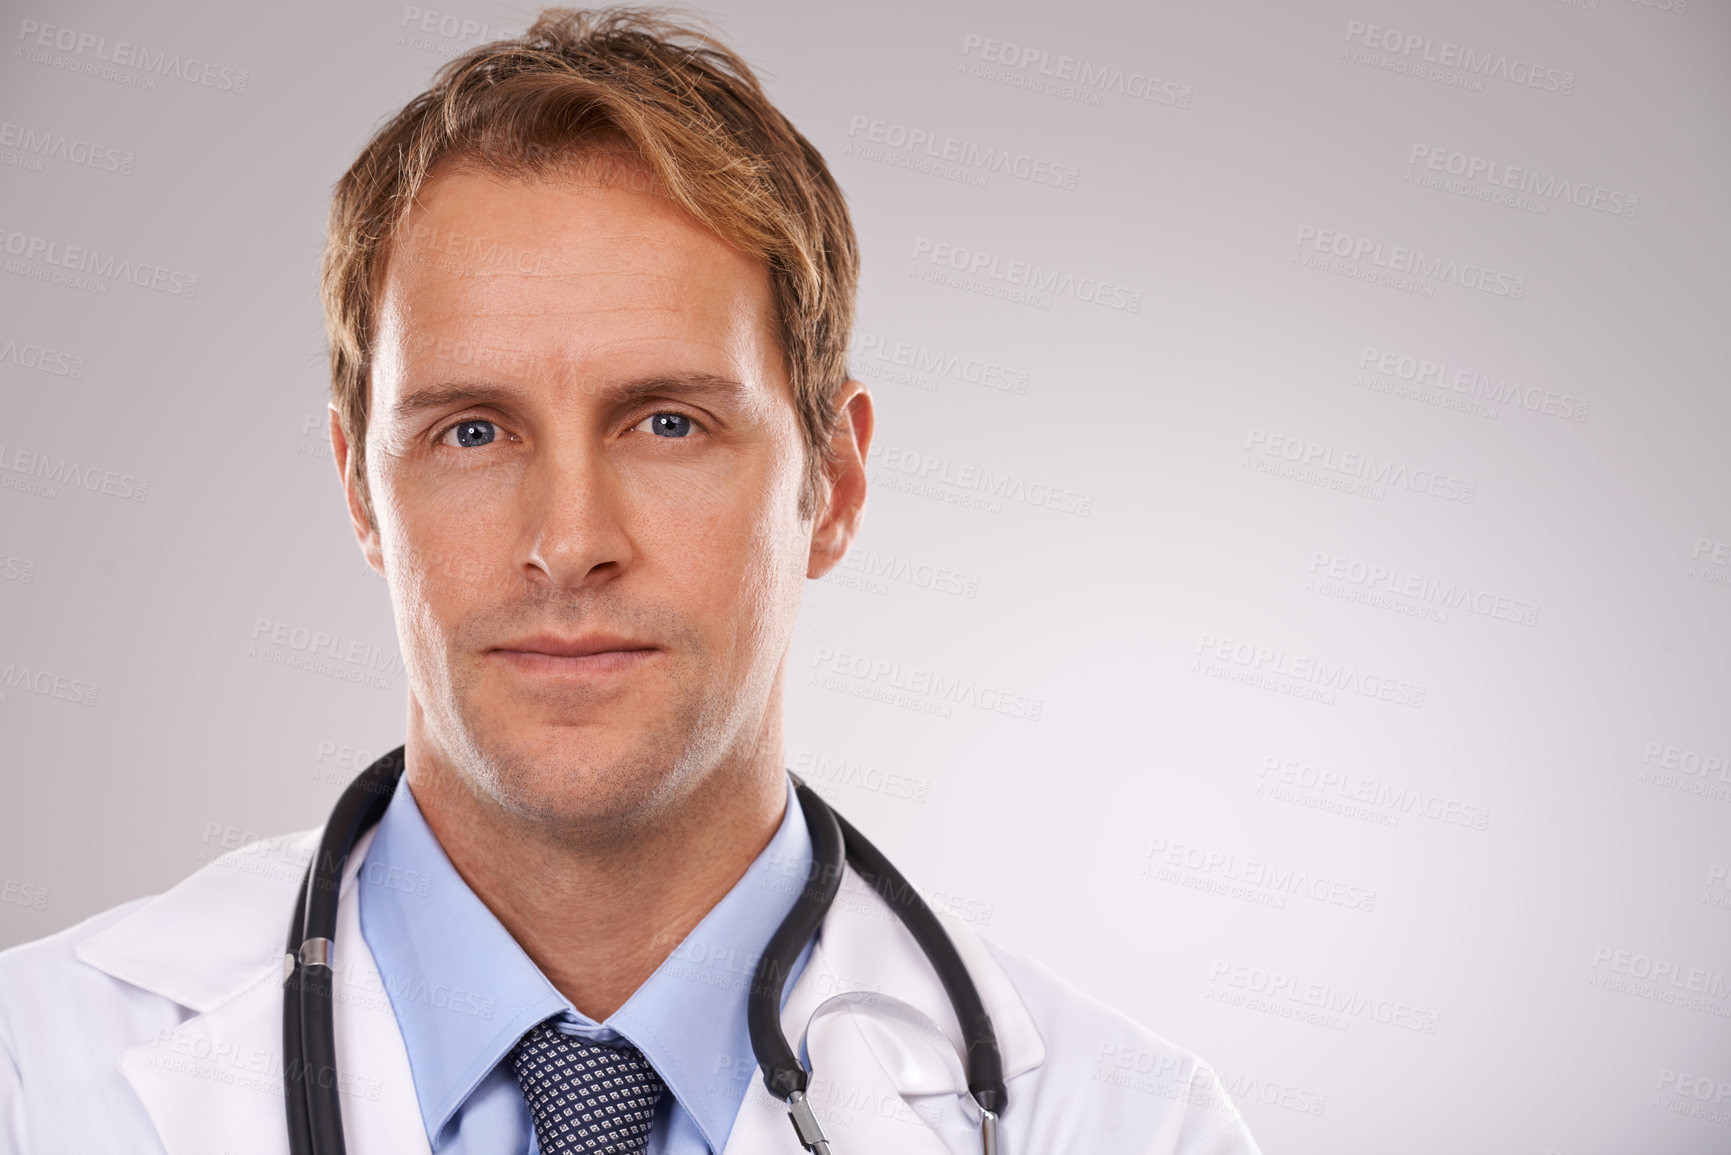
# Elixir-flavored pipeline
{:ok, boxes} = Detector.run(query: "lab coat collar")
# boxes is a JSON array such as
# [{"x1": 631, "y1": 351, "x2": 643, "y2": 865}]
[
  {"x1": 77, "y1": 827, "x2": 324, "y2": 1015},
  {"x1": 73, "y1": 817, "x2": 1046, "y2": 1154},
  {"x1": 77, "y1": 825, "x2": 430, "y2": 1155}
]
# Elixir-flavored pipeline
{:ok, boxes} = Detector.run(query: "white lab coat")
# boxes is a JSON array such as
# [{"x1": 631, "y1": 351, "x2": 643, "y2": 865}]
[{"x1": 0, "y1": 825, "x2": 1262, "y2": 1155}]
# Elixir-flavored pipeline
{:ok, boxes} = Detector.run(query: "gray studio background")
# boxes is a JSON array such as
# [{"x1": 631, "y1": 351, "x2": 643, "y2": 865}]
[{"x1": 3, "y1": 0, "x2": 1728, "y2": 1150}]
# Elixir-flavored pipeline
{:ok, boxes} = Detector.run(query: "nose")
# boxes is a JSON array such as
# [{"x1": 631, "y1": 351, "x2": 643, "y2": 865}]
[{"x1": 514, "y1": 436, "x2": 633, "y2": 591}]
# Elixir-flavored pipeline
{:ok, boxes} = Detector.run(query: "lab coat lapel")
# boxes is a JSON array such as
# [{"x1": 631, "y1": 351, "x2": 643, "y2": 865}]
[{"x1": 77, "y1": 827, "x2": 429, "y2": 1155}]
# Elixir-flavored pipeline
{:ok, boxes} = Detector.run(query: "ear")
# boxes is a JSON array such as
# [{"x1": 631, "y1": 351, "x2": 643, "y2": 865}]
[
  {"x1": 806, "y1": 381, "x2": 874, "y2": 580},
  {"x1": 329, "y1": 404, "x2": 385, "y2": 577}
]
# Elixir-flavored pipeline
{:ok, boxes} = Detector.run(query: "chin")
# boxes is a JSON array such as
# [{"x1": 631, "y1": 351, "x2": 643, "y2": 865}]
[{"x1": 459, "y1": 717, "x2": 706, "y2": 829}]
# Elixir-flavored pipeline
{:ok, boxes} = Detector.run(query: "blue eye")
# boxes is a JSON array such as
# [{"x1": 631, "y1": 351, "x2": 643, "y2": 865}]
[
  {"x1": 449, "y1": 420, "x2": 496, "y2": 448},
  {"x1": 645, "y1": 413, "x2": 693, "y2": 438}
]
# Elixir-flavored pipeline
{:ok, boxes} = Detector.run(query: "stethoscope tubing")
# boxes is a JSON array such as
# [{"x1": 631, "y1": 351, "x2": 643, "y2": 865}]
[
  {"x1": 284, "y1": 747, "x2": 405, "y2": 1155},
  {"x1": 748, "y1": 778, "x2": 1006, "y2": 1117},
  {"x1": 747, "y1": 778, "x2": 848, "y2": 1102},
  {"x1": 283, "y1": 749, "x2": 1007, "y2": 1155}
]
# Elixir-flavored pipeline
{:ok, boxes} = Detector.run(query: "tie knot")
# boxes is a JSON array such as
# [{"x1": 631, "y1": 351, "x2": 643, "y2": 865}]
[{"x1": 509, "y1": 1020, "x2": 668, "y2": 1154}]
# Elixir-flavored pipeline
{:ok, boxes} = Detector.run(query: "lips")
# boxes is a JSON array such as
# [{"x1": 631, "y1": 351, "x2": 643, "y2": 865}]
[{"x1": 490, "y1": 634, "x2": 658, "y2": 658}]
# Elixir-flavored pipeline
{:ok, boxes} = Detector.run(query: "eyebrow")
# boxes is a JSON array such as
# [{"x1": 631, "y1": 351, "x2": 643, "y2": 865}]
[{"x1": 389, "y1": 373, "x2": 752, "y2": 421}]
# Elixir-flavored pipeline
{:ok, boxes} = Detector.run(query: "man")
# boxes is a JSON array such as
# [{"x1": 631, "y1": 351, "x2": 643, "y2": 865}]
[{"x1": 0, "y1": 9, "x2": 1261, "y2": 1154}]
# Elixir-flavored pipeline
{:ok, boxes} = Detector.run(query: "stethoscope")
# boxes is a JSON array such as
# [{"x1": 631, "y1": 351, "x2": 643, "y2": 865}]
[{"x1": 283, "y1": 746, "x2": 1007, "y2": 1155}]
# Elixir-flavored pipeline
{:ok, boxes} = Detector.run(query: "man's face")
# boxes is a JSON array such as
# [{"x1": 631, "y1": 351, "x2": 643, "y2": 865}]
[{"x1": 335, "y1": 157, "x2": 863, "y2": 832}]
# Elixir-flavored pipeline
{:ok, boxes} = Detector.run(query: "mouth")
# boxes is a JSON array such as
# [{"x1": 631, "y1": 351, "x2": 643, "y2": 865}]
[
  {"x1": 487, "y1": 634, "x2": 661, "y2": 677},
  {"x1": 491, "y1": 633, "x2": 658, "y2": 658}
]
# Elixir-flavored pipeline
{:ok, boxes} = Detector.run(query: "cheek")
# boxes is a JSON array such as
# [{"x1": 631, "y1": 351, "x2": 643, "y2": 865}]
[
  {"x1": 372, "y1": 465, "x2": 507, "y2": 653},
  {"x1": 374, "y1": 438, "x2": 514, "y2": 566},
  {"x1": 642, "y1": 484, "x2": 772, "y2": 605},
  {"x1": 633, "y1": 447, "x2": 807, "y2": 645},
  {"x1": 730, "y1": 469, "x2": 813, "y2": 652},
  {"x1": 393, "y1": 447, "x2": 523, "y2": 521},
  {"x1": 382, "y1": 535, "x2": 455, "y2": 661}
]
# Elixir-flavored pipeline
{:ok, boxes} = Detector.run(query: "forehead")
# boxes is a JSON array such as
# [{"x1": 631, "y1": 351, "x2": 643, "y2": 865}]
[{"x1": 373, "y1": 157, "x2": 782, "y2": 398}]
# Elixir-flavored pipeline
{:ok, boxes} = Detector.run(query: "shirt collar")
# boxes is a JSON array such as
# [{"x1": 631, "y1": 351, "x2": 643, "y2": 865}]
[{"x1": 358, "y1": 771, "x2": 814, "y2": 1151}]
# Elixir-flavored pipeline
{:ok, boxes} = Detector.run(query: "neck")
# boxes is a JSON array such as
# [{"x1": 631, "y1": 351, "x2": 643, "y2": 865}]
[{"x1": 402, "y1": 712, "x2": 788, "y2": 1022}]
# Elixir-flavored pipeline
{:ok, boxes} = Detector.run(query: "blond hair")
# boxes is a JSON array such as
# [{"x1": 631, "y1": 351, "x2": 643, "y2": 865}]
[{"x1": 321, "y1": 6, "x2": 859, "y2": 525}]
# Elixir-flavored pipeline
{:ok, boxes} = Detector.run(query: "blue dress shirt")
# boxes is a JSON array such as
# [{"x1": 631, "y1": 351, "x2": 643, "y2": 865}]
[{"x1": 357, "y1": 775, "x2": 815, "y2": 1154}]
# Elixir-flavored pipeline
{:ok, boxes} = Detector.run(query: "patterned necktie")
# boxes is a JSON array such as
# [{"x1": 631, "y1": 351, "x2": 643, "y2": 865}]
[{"x1": 509, "y1": 1019, "x2": 668, "y2": 1154}]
